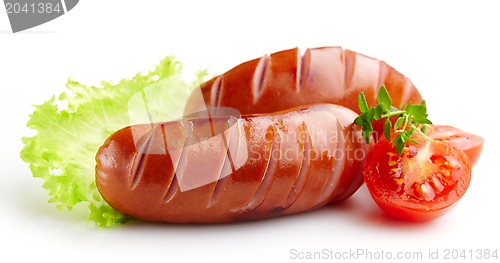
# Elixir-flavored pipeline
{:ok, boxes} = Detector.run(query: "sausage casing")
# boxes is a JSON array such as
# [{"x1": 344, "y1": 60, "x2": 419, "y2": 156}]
[
  {"x1": 185, "y1": 47, "x2": 422, "y2": 137},
  {"x1": 96, "y1": 104, "x2": 368, "y2": 223}
]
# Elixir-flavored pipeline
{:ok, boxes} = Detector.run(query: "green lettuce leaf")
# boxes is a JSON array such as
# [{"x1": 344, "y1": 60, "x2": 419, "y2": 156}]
[{"x1": 20, "y1": 56, "x2": 204, "y2": 227}]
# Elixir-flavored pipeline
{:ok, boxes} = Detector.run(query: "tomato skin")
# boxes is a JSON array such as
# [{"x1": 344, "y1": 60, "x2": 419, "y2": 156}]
[
  {"x1": 371, "y1": 124, "x2": 483, "y2": 166},
  {"x1": 369, "y1": 189, "x2": 457, "y2": 222},
  {"x1": 427, "y1": 125, "x2": 483, "y2": 166},
  {"x1": 363, "y1": 137, "x2": 472, "y2": 222}
]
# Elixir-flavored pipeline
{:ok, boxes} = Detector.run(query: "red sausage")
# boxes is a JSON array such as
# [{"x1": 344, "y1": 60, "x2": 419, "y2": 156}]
[
  {"x1": 185, "y1": 47, "x2": 422, "y2": 137},
  {"x1": 96, "y1": 104, "x2": 368, "y2": 223}
]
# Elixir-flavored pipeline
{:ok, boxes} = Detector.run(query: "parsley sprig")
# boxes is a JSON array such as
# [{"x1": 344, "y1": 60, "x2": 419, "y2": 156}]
[{"x1": 354, "y1": 85, "x2": 432, "y2": 155}]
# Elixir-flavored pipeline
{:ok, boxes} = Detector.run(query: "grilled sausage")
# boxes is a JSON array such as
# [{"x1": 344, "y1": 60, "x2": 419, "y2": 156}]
[
  {"x1": 185, "y1": 46, "x2": 422, "y2": 137},
  {"x1": 96, "y1": 104, "x2": 368, "y2": 223}
]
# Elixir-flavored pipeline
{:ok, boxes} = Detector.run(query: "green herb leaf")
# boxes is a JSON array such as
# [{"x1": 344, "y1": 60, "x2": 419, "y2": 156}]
[
  {"x1": 384, "y1": 118, "x2": 392, "y2": 141},
  {"x1": 388, "y1": 106, "x2": 399, "y2": 113},
  {"x1": 395, "y1": 133, "x2": 407, "y2": 155},
  {"x1": 407, "y1": 136, "x2": 419, "y2": 144},
  {"x1": 377, "y1": 85, "x2": 392, "y2": 110},
  {"x1": 421, "y1": 124, "x2": 430, "y2": 134},
  {"x1": 374, "y1": 104, "x2": 385, "y2": 120},
  {"x1": 394, "y1": 116, "x2": 404, "y2": 130},
  {"x1": 406, "y1": 104, "x2": 427, "y2": 117},
  {"x1": 354, "y1": 116, "x2": 364, "y2": 126},
  {"x1": 365, "y1": 108, "x2": 375, "y2": 122},
  {"x1": 358, "y1": 92, "x2": 369, "y2": 113},
  {"x1": 354, "y1": 85, "x2": 434, "y2": 156},
  {"x1": 362, "y1": 122, "x2": 373, "y2": 144},
  {"x1": 407, "y1": 128, "x2": 414, "y2": 137},
  {"x1": 413, "y1": 115, "x2": 432, "y2": 124}
]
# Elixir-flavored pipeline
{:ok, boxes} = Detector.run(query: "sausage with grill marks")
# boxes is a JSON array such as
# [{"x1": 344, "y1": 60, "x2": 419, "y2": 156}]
[
  {"x1": 95, "y1": 104, "x2": 368, "y2": 223},
  {"x1": 185, "y1": 47, "x2": 422, "y2": 137}
]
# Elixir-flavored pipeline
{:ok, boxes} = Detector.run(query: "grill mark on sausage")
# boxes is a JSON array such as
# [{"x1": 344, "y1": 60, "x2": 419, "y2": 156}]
[
  {"x1": 207, "y1": 175, "x2": 230, "y2": 208},
  {"x1": 210, "y1": 76, "x2": 223, "y2": 108},
  {"x1": 296, "y1": 49, "x2": 302, "y2": 93},
  {"x1": 207, "y1": 119, "x2": 239, "y2": 208},
  {"x1": 129, "y1": 131, "x2": 153, "y2": 190},
  {"x1": 252, "y1": 55, "x2": 270, "y2": 104},
  {"x1": 316, "y1": 119, "x2": 346, "y2": 206},
  {"x1": 240, "y1": 125, "x2": 279, "y2": 212},
  {"x1": 343, "y1": 49, "x2": 353, "y2": 94},
  {"x1": 299, "y1": 49, "x2": 311, "y2": 93},
  {"x1": 162, "y1": 176, "x2": 179, "y2": 205},
  {"x1": 162, "y1": 121, "x2": 193, "y2": 204},
  {"x1": 280, "y1": 122, "x2": 311, "y2": 210}
]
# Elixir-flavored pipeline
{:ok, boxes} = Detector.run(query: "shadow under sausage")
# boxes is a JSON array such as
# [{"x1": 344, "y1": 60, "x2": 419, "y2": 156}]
[
  {"x1": 119, "y1": 186, "x2": 434, "y2": 233},
  {"x1": 11, "y1": 171, "x2": 435, "y2": 231}
]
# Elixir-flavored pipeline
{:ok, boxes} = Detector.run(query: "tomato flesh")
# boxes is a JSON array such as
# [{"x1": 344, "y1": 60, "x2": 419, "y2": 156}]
[
  {"x1": 363, "y1": 136, "x2": 472, "y2": 221},
  {"x1": 426, "y1": 125, "x2": 483, "y2": 166}
]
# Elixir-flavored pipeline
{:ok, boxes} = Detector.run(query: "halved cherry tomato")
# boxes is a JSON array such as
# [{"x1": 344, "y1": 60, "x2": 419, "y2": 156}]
[
  {"x1": 363, "y1": 135, "x2": 472, "y2": 221},
  {"x1": 426, "y1": 125, "x2": 483, "y2": 166}
]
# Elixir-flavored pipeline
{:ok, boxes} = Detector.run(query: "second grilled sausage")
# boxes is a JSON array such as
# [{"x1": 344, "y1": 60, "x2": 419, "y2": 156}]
[
  {"x1": 185, "y1": 47, "x2": 423, "y2": 138},
  {"x1": 186, "y1": 47, "x2": 422, "y2": 116}
]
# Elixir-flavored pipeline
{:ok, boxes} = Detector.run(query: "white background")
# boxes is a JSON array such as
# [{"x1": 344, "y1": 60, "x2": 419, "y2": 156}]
[{"x1": 1, "y1": 1, "x2": 498, "y2": 262}]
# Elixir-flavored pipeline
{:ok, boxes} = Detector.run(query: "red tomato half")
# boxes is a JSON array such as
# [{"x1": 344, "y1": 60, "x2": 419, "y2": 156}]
[
  {"x1": 426, "y1": 125, "x2": 483, "y2": 166},
  {"x1": 363, "y1": 136, "x2": 472, "y2": 222}
]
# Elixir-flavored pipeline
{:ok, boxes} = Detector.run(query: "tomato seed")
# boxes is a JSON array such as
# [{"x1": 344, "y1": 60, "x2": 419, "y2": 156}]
[{"x1": 430, "y1": 176, "x2": 445, "y2": 193}]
